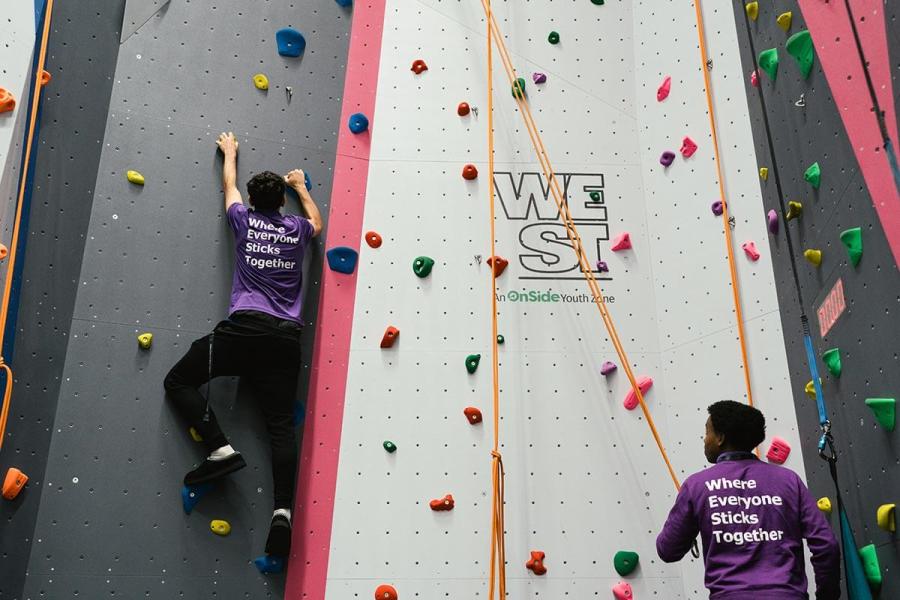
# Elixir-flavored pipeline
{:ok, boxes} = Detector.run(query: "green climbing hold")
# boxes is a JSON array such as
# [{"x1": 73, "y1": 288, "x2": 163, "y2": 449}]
[
  {"x1": 497, "y1": 334, "x2": 504, "y2": 345},
  {"x1": 413, "y1": 256, "x2": 435, "y2": 278},
  {"x1": 786, "y1": 30, "x2": 814, "y2": 79},
  {"x1": 804, "y1": 162, "x2": 821, "y2": 189},
  {"x1": 511, "y1": 78, "x2": 527, "y2": 100},
  {"x1": 858, "y1": 544, "x2": 882, "y2": 588},
  {"x1": 865, "y1": 398, "x2": 895, "y2": 432},
  {"x1": 758, "y1": 48, "x2": 779, "y2": 81},
  {"x1": 590, "y1": 0, "x2": 604, "y2": 4},
  {"x1": 548, "y1": 31, "x2": 560, "y2": 45},
  {"x1": 383, "y1": 440, "x2": 397, "y2": 453},
  {"x1": 465, "y1": 354, "x2": 481, "y2": 374},
  {"x1": 822, "y1": 348, "x2": 841, "y2": 378},
  {"x1": 840, "y1": 227, "x2": 863, "y2": 266},
  {"x1": 589, "y1": 191, "x2": 602, "y2": 202},
  {"x1": 613, "y1": 550, "x2": 639, "y2": 576}
]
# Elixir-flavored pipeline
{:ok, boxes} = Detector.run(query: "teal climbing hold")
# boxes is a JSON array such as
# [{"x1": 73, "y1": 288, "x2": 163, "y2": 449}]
[
  {"x1": 858, "y1": 544, "x2": 882, "y2": 588},
  {"x1": 589, "y1": 191, "x2": 602, "y2": 202},
  {"x1": 512, "y1": 78, "x2": 527, "y2": 100},
  {"x1": 758, "y1": 48, "x2": 779, "y2": 81},
  {"x1": 613, "y1": 550, "x2": 639, "y2": 576},
  {"x1": 276, "y1": 28, "x2": 306, "y2": 57},
  {"x1": 804, "y1": 162, "x2": 821, "y2": 189},
  {"x1": 786, "y1": 30, "x2": 814, "y2": 78},
  {"x1": 865, "y1": 398, "x2": 895, "y2": 432},
  {"x1": 465, "y1": 354, "x2": 481, "y2": 374},
  {"x1": 335, "y1": 0, "x2": 352, "y2": 6},
  {"x1": 326, "y1": 247, "x2": 359, "y2": 274},
  {"x1": 254, "y1": 554, "x2": 285, "y2": 574},
  {"x1": 182, "y1": 482, "x2": 214, "y2": 514},
  {"x1": 383, "y1": 440, "x2": 397, "y2": 453},
  {"x1": 497, "y1": 334, "x2": 505, "y2": 345},
  {"x1": 413, "y1": 256, "x2": 435, "y2": 278},
  {"x1": 822, "y1": 348, "x2": 841, "y2": 378},
  {"x1": 840, "y1": 227, "x2": 863, "y2": 266}
]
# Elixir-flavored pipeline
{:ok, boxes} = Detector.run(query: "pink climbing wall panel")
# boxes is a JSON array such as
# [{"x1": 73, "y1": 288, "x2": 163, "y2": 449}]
[{"x1": 797, "y1": 0, "x2": 900, "y2": 264}]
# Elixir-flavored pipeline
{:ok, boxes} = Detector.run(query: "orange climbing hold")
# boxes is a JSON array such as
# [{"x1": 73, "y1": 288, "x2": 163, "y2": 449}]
[
  {"x1": 374, "y1": 584, "x2": 398, "y2": 600},
  {"x1": 462, "y1": 164, "x2": 478, "y2": 180},
  {"x1": 40, "y1": 70, "x2": 51, "y2": 86},
  {"x1": 430, "y1": 494, "x2": 455, "y2": 511},
  {"x1": 487, "y1": 255, "x2": 508, "y2": 277},
  {"x1": 464, "y1": 406, "x2": 483, "y2": 424},
  {"x1": 0, "y1": 244, "x2": 8, "y2": 261},
  {"x1": 0, "y1": 88, "x2": 15, "y2": 114},
  {"x1": 526, "y1": 550, "x2": 547, "y2": 575},
  {"x1": 365, "y1": 231, "x2": 383, "y2": 248},
  {"x1": 380, "y1": 326, "x2": 399, "y2": 348},
  {"x1": 2, "y1": 467, "x2": 27, "y2": 500},
  {"x1": 411, "y1": 59, "x2": 428, "y2": 74}
]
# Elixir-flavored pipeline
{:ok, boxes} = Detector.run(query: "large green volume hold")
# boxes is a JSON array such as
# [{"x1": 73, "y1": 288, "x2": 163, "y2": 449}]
[
  {"x1": 865, "y1": 398, "x2": 895, "y2": 432},
  {"x1": 858, "y1": 544, "x2": 882, "y2": 588},
  {"x1": 758, "y1": 48, "x2": 779, "y2": 81},
  {"x1": 786, "y1": 30, "x2": 814, "y2": 78}
]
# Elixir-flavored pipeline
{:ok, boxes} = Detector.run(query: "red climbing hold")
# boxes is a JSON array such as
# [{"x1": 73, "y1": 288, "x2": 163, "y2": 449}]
[
  {"x1": 680, "y1": 136, "x2": 698, "y2": 158},
  {"x1": 657, "y1": 76, "x2": 671, "y2": 101},
  {"x1": 374, "y1": 584, "x2": 398, "y2": 600},
  {"x1": 365, "y1": 231, "x2": 383, "y2": 248},
  {"x1": 612, "y1": 582, "x2": 634, "y2": 600},
  {"x1": 766, "y1": 436, "x2": 791, "y2": 464},
  {"x1": 526, "y1": 550, "x2": 547, "y2": 575},
  {"x1": 0, "y1": 88, "x2": 15, "y2": 114},
  {"x1": 750, "y1": 69, "x2": 760, "y2": 87},
  {"x1": 430, "y1": 494, "x2": 455, "y2": 511},
  {"x1": 457, "y1": 102, "x2": 471, "y2": 116},
  {"x1": 623, "y1": 376, "x2": 653, "y2": 410},
  {"x1": 742, "y1": 241, "x2": 761, "y2": 261},
  {"x1": 462, "y1": 164, "x2": 478, "y2": 180},
  {"x1": 411, "y1": 59, "x2": 428, "y2": 74},
  {"x1": 610, "y1": 232, "x2": 632, "y2": 252},
  {"x1": 464, "y1": 406, "x2": 483, "y2": 424},
  {"x1": 380, "y1": 326, "x2": 399, "y2": 348},
  {"x1": 487, "y1": 255, "x2": 508, "y2": 277}
]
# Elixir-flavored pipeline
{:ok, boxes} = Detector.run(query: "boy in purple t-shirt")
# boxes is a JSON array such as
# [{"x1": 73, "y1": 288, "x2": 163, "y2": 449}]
[
  {"x1": 657, "y1": 401, "x2": 841, "y2": 600},
  {"x1": 164, "y1": 132, "x2": 322, "y2": 558}
]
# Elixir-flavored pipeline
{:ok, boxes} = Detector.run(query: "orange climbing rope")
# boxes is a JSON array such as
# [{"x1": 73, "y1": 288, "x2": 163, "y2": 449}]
[{"x1": 0, "y1": 0, "x2": 55, "y2": 451}]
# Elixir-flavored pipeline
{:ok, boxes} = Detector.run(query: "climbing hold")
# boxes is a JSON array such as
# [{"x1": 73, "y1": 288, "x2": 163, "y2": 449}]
[
  {"x1": 865, "y1": 398, "x2": 895, "y2": 432},
  {"x1": 758, "y1": 48, "x2": 779, "y2": 81},
  {"x1": 548, "y1": 31, "x2": 560, "y2": 45},
  {"x1": 189, "y1": 427, "x2": 203, "y2": 442},
  {"x1": 596, "y1": 260, "x2": 609, "y2": 273},
  {"x1": 612, "y1": 582, "x2": 634, "y2": 600},
  {"x1": 759, "y1": 167, "x2": 769, "y2": 180},
  {"x1": 275, "y1": 28, "x2": 306, "y2": 57},
  {"x1": 817, "y1": 497, "x2": 832, "y2": 514},
  {"x1": 822, "y1": 348, "x2": 841, "y2": 378},
  {"x1": 610, "y1": 232, "x2": 632, "y2": 252},
  {"x1": 590, "y1": 191, "x2": 602, "y2": 202},
  {"x1": 804, "y1": 379, "x2": 820, "y2": 399},
  {"x1": 767, "y1": 209, "x2": 779, "y2": 234},
  {"x1": 457, "y1": 102, "x2": 471, "y2": 116},
  {"x1": 374, "y1": 585, "x2": 398, "y2": 600},
  {"x1": 785, "y1": 201, "x2": 803, "y2": 221},
  {"x1": 137, "y1": 332, "x2": 153, "y2": 349},
  {"x1": 656, "y1": 76, "x2": 671, "y2": 101},
  {"x1": 349, "y1": 112, "x2": 369, "y2": 133},
  {"x1": 745, "y1": 2, "x2": 758, "y2": 21},
  {"x1": 253, "y1": 73, "x2": 269, "y2": 90},
  {"x1": 335, "y1": 0, "x2": 353, "y2": 6},
  {"x1": 786, "y1": 30, "x2": 814, "y2": 79},
  {"x1": 181, "y1": 482, "x2": 214, "y2": 514},
  {"x1": 776, "y1": 11, "x2": 792, "y2": 32},
  {"x1": 365, "y1": 231, "x2": 383, "y2": 248},
  {"x1": 742, "y1": 241, "x2": 761, "y2": 262},
  {"x1": 858, "y1": 544, "x2": 882, "y2": 588},
  {"x1": 465, "y1": 354, "x2": 481, "y2": 374},
  {"x1": 623, "y1": 376, "x2": 653, "y2": 411},
  {"x1": 803, "y1": 249, "x2": 822, "y2": 267},
  {"x1": 326, "y1": 247, "x2": 359, "y2": 274},
  {"x1": 613, "y1": 550, "x2": 639, "y2": 576},
  {"x1": 40, "y1": 70, "x2": 51, "y2": 86},
  {"x1": 511, "y1": 78, "x2": 527, "y2": 100},
  {"x1": 380, "y1": 326, "x2": 400, "y2": 348},
  {"x1": 429, "y1": 494, "x2": 454, "y2": 511},
  {"x1": 0, "y1": 244, "x2": 7, "y2": 261},
  {"x1": 876, "y1": 504, "x2": 896, "y2": 533},
  {"x1": 304, "y1": 171, "x2": 312, "y2": 191},
  {"x1": 533, "y1": 72, "x2": 547, "y2": 84},
  {"x1": 659, "y1": 151, "x2": 676, "y2": 167},
  {"x1": 254, "y1": 554, "x2": 285, "y2": 574},
  {"x1": 601, "y1": 361, "x2": 617, "y2": 376},
  {"x1": 766, "y1": 436, "x2": 791, "y2": 464},
  {"x1": 711, "y1": 201, "x2": 724, "y2": 216},
  {"x1": 383, "y1": 440, "x2": 397, "y2": 453},
  {"x1": 803, "y1": 162, "x2": 821, "y2": 189},
  {"x1": 462, "y1": 164, "x2": 478, "y2": 180},
  {"x1": 840, "y1": 227, "x2": 863, "y2": 266},
  {"x1": 126, "y1": 170, "x2": 145, "y2": 185},
  {"x1": 680, "y1": 136, "x2": 698, "y2": 158},
  {"x1": 2, "y1": 467, "x2": 27, "y2": 500},
  {"x1": 497, "y1": 334, "x2": 504, "y2": 345},
  {"x1": 526, "y1": 550, "x2": 547, "y2": 575},
  {"x1": 210, "y1": 519, "x2": 231, "y2": 536},
  {"x1": 591, "y1": 0, "x2": 605, "y2": 4},
  {"x1": 750, "y1": 69, "x2": 759, "y2": 87},
  {"x1": 487, "y1": 255, "x2": 509, "y2": 277},
  {"x1": 0, "y1": 88, "x2": 15, "y2": 114},
  {"x1": 464, "y1": 407, "x2": 483, "y2": 425},
  {"x1": 413, "y1": 256, "x2": 435, "y2": 278},
  {"x1": 410, "y1": 59, "x2": 428, "y2": 74}
]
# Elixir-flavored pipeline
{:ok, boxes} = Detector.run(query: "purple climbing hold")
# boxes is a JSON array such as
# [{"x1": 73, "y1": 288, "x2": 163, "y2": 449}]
[
  {"x1": 601, "y1": 361, "x2": 617, "y2": 376},
  {"x1": 533, "y1": 72, "x2": 547, "y2": 84},
  {"x1": 711, "y1": 201, "x2": 724, "y2": 216},
  {"x1": 766, "y1": 209, "x2": 779, "y2": 235},
  {"x1": 660, "y1": 151, "x2": 676, "y2": 167},
  {"x1": 596, "y1": 260, "x2": 609, "y2": 273}
]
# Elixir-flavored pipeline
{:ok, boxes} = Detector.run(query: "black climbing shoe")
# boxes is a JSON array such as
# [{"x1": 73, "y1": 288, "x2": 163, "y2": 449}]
[
  {"x1": 265, "y1": 514, "x2": 292, "y2": 557},
  {"x1": 183, "y1": 452, "x2": 246, "y2": 486}
]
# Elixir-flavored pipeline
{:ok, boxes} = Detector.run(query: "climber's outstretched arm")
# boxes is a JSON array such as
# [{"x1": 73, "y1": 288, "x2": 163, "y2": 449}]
[
  {"x1": 216, "y1": 132, "x2": 243, "y2": 212},
  {"x1": 285, "y1": 169, "x2": 323, "y2": 238}
]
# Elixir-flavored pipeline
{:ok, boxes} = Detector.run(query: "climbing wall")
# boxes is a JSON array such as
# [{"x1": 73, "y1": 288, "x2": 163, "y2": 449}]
[{"x1": 730, "y1": 1, "x2": 900, "y2": 597}]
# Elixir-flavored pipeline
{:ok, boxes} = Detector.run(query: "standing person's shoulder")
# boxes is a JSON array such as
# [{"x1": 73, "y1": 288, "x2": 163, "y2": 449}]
[
  {"x1": 226, "y1": 202, "x2": 248, "y2": 231},
  {"x1": 286, "y1": 214, "x2": 315, "y2": 243}
]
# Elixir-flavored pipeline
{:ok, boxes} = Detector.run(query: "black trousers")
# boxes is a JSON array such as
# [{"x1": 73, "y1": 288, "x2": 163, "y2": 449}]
[{"x1": 163, "y1": 310, "x2": 303, "y2": 510}]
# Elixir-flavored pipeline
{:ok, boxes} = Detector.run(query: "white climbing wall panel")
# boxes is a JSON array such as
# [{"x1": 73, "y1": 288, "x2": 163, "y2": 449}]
[{"x1": 326, "y1": 0, "x2": 807, "y2": 598}]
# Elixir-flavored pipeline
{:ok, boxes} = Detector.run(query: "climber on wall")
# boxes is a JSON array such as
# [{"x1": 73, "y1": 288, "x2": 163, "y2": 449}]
[
  {"x1": 163, "y1": 131, "x2": 323, "y2": 558},
  {"x1": 656, "y1": 400, "x2": 841, "y2": 600}
]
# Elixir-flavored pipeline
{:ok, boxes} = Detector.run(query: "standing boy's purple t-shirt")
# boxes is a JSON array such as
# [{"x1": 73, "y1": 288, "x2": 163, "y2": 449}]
[
  {"x1": 226, "y1": 204, "x2": 314, "y2": 323},
  {"x1": 657, "y1": 453, "x2": 840, "y2": 600}
]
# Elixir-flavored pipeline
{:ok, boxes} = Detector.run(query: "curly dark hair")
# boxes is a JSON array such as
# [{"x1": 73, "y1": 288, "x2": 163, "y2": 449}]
[
  {"x1": 708, "y1": 400, "x2": 766, "y2": 452},
  {"x1": 247, "y1": 171, "x2": 285, "y2": 212}
]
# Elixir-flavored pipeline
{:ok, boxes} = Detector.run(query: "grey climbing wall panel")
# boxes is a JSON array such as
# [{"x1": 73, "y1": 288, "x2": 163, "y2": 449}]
[
  {"x1": 0, "y1": 2, "x2": 126, "y2": 598},
  {"x1": 730, "y1": 3, "x2": 900, "y2": 597},
  {"x1": 15, "y1": 0, "x2": 351, "y2": 598},
  {"x1": 120, "y1": 0, "x2": 170, "y2": 43}
]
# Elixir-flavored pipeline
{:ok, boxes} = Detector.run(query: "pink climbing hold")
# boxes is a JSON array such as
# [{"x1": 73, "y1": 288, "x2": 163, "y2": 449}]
[
  {"x1": 610, "y1": 232, "x2": 632, "y2": 252},
  {"x1": 600, "y1": 361, "x2": 617, "y2": 376},
  {"x1": 742, "y1": 241, "x2": 761, "y2": 261},
  {"x1": 657, "y1": 76, "x2": 671, "y2": 101},
  {"x1": 680, "y1": 136, "x2": 698, "y2": 158},
  {"x1": 750, "y1": 69, "x2": 759, "y2": 87},
  {"x1": 660, "y1": 151, "x2": 676, "y2": 167},
  {"x1": 623, "y1": 376, "x2": 653, "y2": 411},
  {"x1": 612, "y1": 582, "x2": 634, "y2": 600},
  {"x1": 711, "y1": 200, "x2": 723, "y2": 216},
  {"x1": 766, "y1": 209, "x2": 779, "y2": 235},
  {"x1": 532, "y1": 72, "x2": 547, "y2": 84},
  {"x1": 766, "y1": 437, "x2": 791, "y2": 464}
]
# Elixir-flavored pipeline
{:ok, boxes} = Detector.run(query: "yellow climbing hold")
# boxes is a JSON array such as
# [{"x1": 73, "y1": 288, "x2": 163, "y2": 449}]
[
  {"x1": 210, "y1": 520, "x2": 231, "y2": 536},
  {"x1": 189, "y1": 427, "x2": 203, "y2": 442},
  {"x1": 817, "y1": 497, "x2": 832, "y2": 514},
  {"x1": 876, "y1": 504, "x2": 896, "y2": 533},
  {"x1": 126, "y1": 170, "x2": 145, "y2": 185},
  {"x1": 785, "y1": 201, "x2": 803, "y2": 221},
  {"x1": 759, "y1": 167, "x2": 769, "y2": 180},
  {"x1": 137, "y1": 332, "x2": 153, "y2": 349},
  {"x1": 253, "y1": 73, "x2": 269, "y2": 91},
  {"x1": 745, "y1": 2, "x2": 758, "y2": 21},
  {"x1": 803, "y1": 249, "x2": 822, "y2": 266},
  {"x1": 776, "y1": 11, "x2": 792, "y2": 32},
  {"x1": 804, "y1": 379, "x2": 821, "y2": 399}
]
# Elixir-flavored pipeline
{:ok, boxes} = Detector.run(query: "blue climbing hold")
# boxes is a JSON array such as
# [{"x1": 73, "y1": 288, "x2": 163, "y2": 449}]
[
  {"x1": 335, "y1": 0, "x2": 352, "y2": 5},
  {"x1": 254, "y1": 555, "x2": 285, "y2": 574},
  {"x1": 349, "y1": 112, "x2": 369, "y2": 134},
  {"x1": 304, "y1": 171, "x2": 312, "y2": 191},
  {"x1": 293, "y1": 401, "x2": 306, "y2": 426},
  {"x1": 181, "y1": 482, "x2": 214, "y2": 514},
  {"x1": 326, "y1": 246, "x2": 359, "y2": 274},
  {"x1": 276, "y1": 28, "x2": 306, "y2": 57}
]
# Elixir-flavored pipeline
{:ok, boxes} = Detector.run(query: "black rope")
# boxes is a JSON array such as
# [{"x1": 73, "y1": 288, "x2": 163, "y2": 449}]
[{"x1": 841, "y1": 0, "x2": 892, "y2": 146}]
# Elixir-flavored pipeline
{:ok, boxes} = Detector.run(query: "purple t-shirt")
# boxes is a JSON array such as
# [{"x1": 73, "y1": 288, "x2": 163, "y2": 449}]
[
  {"x1": 656, "y1": 454, "x2": 840, "y2": 600},
  {"x1": 226, "y1": 204, "x2": 314, "y2": 323}
]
